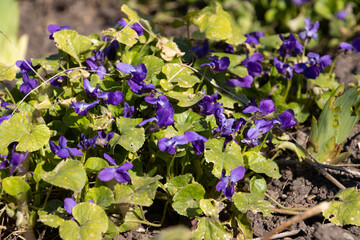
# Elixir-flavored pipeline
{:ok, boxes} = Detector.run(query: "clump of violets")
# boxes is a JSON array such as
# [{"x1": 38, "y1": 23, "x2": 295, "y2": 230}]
[
  {"x1": 216, "y1": 166, "x2": 246, "y2": 199},
  {"x1": 244, "y1": 31, "x2": 265, "y2": 46},
  {"x1": 139, "y1": 95, "x2": 175, "y2": 128},
  {"x1": 278, "y1": 33, "x2": 303, "y2": 58},
  {"x1": 0, "y1": 144, "x2": 28, "y2": 175},
  {"x1": 293, "y1": 52, "x2": 332, "y2": 79},
  {"x1": 49, "y1": 136, "x2": 83, "y2": 158},
  {"x1": 274, "y1": 57, "x2": 293, "y2": 80},
  {"x1": 98, "y1": 153, "x2": 133, "y2": 183},
  {"x1": 200, "y1": 56, "x2": 230, "y2": 72},
  {"x1": 299, "y1": 17, "x2": 319, "y2": 41},
  {"x1": 70, "y1": 100, "x2": 100, "y2": 116},
  {"x1": 190, "y1": 40, "x2": 210, "y2": 58},
  {"x1": 48, "y1": 24, "x2": 71, "y2": 40},
  {"x1": 16, "y1": 60, "x2": 39, "y2": 95}
]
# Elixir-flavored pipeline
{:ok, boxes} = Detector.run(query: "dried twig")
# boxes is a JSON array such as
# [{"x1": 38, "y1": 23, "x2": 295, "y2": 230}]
[
  {"x1": 250, "y1": 229, "x2": 302, "y2": 240},
  {"x1": 261, "y1": 201, "x2": 329, "y2": 240}
]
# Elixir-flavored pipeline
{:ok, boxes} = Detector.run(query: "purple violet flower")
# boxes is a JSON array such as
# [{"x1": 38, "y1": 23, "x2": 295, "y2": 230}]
[
  {"x1": 274, "y1": 57, "x2": 293, "y2": 80},
  {"x1": 103, "y1": 40, "x2": 120, "y2": 61},
  {"x1": 335, "y1": 10, "x2": 347, "y2": 21},
  {"x1": 19, "y1": 74, "x2": 39, "y2": 94},
  {"x1": 227, "y1": 75, "x2": 254, "y2": 88},
  {"x1": 48, "y1": 24, "x2": 71, "y2": 40},
  {"x1": 241, "y1": 53, "x2": 264, "y2": 77},
  {"x1": 96, "y1": 130, "x2": 114, "y2": 147},
  {"x1": 16, "y1": 60, "x2": 33, "y2": 74},
  {"x1": 184, "y1": 131, "x2": 208, "y2": 155},
  {"x1": 77, "y1": 134, "x2": 98, "y2": 150},
  {"x1": 200, "y1": 56, "x2": 230, "y2": 72},
  {"x1": 197, "y1": 92, "x2": 221, "y2": 116},
  {"x1": 86, "y1": 50, "x2": 107, "y2": 79},
  {"x1": 292, "y1": 0, "x2": 312, "y2": 6},
  {"x1": 49, "y1": 136, "x2": 83, "y2": 158},
  {"x1": 216, "y1": 166, "x2": 246, "y2": 199},
  {"x1": 118, "y1": 18, "x2": 144, "y2": 36},
  {"x1": 278, "y1": 33, "x2": 304, "y2": 58},
  {"x1": 98, "y1": 153, "x2": 133, "y2": 183},
  {"x1": 299, "y1": 17, "x2": 319, "y2": 41},
  {"x1": 276, "y1": 109, "x2": 297, "y2": 129},
  {"x1": 96, "y1": 91, "x2": 124, "y2": 106},
  {"x1": 245, "y1": 31, "x2": 265, "y2": 46},
  {"x1": 190, "y1": 40, "x2": 210, "y2": 58},
  {"x1": 245, "y1": 119, "x2": 274, "y2": 140},
  {"x1": 339, "y1": 37, "x2": 360, "y2": 53},
  {"x1": 0, "y1": 114, "x2": 11, "y2": 125},
  {"x1": 83, "y1": 78, "x2": 100, "y2": 98},
  {"x1": 158, "y1": 134, "x2": 189, "y2": 155},
  {"x1": 49, "y1": 75, "x2": 65, "y2": 87},
  {"x1": 123, "y1": 102, "x2": 135, "y2": 118},
  {"x1": 293, "y1": 52, "x2": 332, "y2": 79},
  {"x1": 139, "y1": 95, "x2": 175, "y2": 128},
  {"x1": 70, "y1": 100, "x2": 100, "y2": 116},
  {"x1": 0, "y1": 99, "x2": 10, "y2": 109},
  {"x1": 243, "y1": 98, "x2": 276, "y2": 116},
  {"x1": 0, "y1": 144, "x2": 28, "y2": 175}
]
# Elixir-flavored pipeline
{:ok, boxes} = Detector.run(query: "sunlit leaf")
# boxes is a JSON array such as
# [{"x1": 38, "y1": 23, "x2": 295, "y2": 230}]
[
  {"x1": 113, "y1": 117, "x2": 145, "y2": 152},
  {"x1": 192, "y1": 217, "x2": 232, "y2": 240},
  {"x1": 85, "y1": 186, "x2": 115, "y2": 208},
  {"x1": 165, "y1": 88, "x2": 204, "y2": 107},
  {"x1": 2, "y1": 176, "x2": 31, "y2": 202},
  {"x1": 172, "y1": 182, "x2": 205, "y2": 217},
  {"x1": 0, "y1": 63, "x2": 15, "y2": 81},
  {"x1": 0, "y1": 112, "x2": 51, "y2": 155},
  {"x1": 162, "y1": 63, "x2": 200, "y2": 88},
  {"x1": 243, "y1": 151, "x2": 280, "y2": 179},
  {"x1": 165, "y1": 173, "x2": 193, "y2": 196},
  {"x1": 42, "y1": 159, "x2": 87, "y2": 193},
  {"x1": 233, "y1": 192, "x2": 272, "y2": 216}
]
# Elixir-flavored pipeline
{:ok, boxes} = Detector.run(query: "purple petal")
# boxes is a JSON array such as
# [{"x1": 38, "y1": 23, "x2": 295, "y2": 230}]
[
  {"x1": 224, "y1": 183, "x2": 235, "y2": 199},
  {"x1": 116, "y1": 62, "x2": 136, "y2": 73},
  {"x1": 114, "y1": 171, "x2": 131, "y2": 183},
  {"x1": 49, "y1": 140, "x2": 60, "y2": 154},
  {"x1": 56, "y1": 149, "x2": 70, "y2": 159},
  {"x1": 117, "y1": 162, "x2": 133, "y2": 171},
  {"x1": 67, "y1": 148, "x2": 83, "y2": 157},
  {"x1": 230, "y1": 166, "x2": 246, "y2": 183},
  {"x1": 216, "y1": 180, "x2": 227, "y2": 192},
  {"x1": 98, "y1": 167, "x2": 116, "y2": 181},
  {"x1": 259, "y1": 99, "x2": 276, "y2": 116},
  {"x1": 103, "y1": 153, "x2": 117, "y2": 166},
  {"x1": 64, "y1": 197, "x2": 77, "y2": 215},
  {"x1": 58, "y1": 136, "x2": 68, "y2": 149}
]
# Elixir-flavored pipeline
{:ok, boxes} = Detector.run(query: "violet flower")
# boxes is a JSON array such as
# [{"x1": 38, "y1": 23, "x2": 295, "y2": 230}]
[
  {"x1": 139, "y1": 95, "x2": 175, "y2": 127},
  {"x1": 293, "y1": 52, "x2": 332, "y2": 79},
  {"x1": 339, "y1": 37, "x2": 360, "y2": 53},
  {"x1": 70, "y1": 100, "x2": 100, "y2": 116},
  {"x1": 103, "y1": 40, "x2": 120, "y2": 61},
  {"x1": 0, "y1": 144, "x2": 28, "y2": 175},
  {"x1": 48, "y1": 24, "x2": 71, "y2": 40},
  {"x1": 216, "y1": 166, "x2": 246, "y2": 199},
  {"x1": 96, "y1": 91, "x2": 124, "y2": 106},
  {"x1": 83, "y1": 78, "x2": 100, "y2": 98},
  {"x1": 49, "y1": 136, "x2": 83, "y2": 158},
  {"x1": 227, "y1": 75, "x2": 254, "y2": 88},
  {"x1": 276, "y1": 109, "x2": 297, "y2": 129},
  {"x1": 278, "y1": 33, "x2": 304, "y2": 58},
  {"x1": 116, "y1": 62, "x2": 155, "y2": 94},
  {"x1": 158, "y1": 135, "x2": 189, "y2": 155},
  {"x1": 19, "y1": 74, "x2": 39, "y2": 94},
  {"x1": 0, "y1": 98, "x2": 10, "y2": 109},
  {"x1": 274, "y1": 57, "x2": 293, "y2": 80},
  {"x1": 241, "y1": 53, "x2": 263, "y2": 77},
  {"x1": 16, "y1": 60, "x2": 33, "y2": 74},
  {"x1": 123, "y1": 102, "x2": 135, "y2": 118},
  {"x1": 98, "y1": 153, "x2": 133, "y2": 183},
  {"x1": 77, "y1": 134, "x2": 98, "y2": 150},
  {"x1": 243, "y1": 98, "x2": 276, "y2": 116},
  {"x1": 200, "y1": 56, "x2": 230, "y2": 72},
  {"x1": 118, "y1": 18, "x2": 144, "y2": 36},
  {"x1": 335, "y1": 10, "x2": 347, "y2": 21},
  {"x1": 299, "y1": 17, "x2": 319, "y2": 41},
  {"x1": 245, "y1": 119, "x2": 274, "y2": 140},
  {"x1": 245, "y1": 31, "x2": 265, "y2": 46},
  {"x1": 96, "y1": 130, "x2": 114, "y2": 147},
  {"x1": 197, "y1": 92, "x2": 221, "y2": 116},
  {"x1": 86, "y1": 50, "x2": 107, "y2": 79},
  {"x1": 0, "y1": 114, "x2": 11, "y2": 125},
  {"x1": 184, "y1": 131, "x2": 208, "y2": 155},
  {"x1": 291, "y1": 0, "x2": 312, "y2": 6},
  {"x1": 190, "y1": 40, "x2": 209, "y2": 58},
  {"x1": 49, "y1": 75, "x2": 65, "y2": 87}
]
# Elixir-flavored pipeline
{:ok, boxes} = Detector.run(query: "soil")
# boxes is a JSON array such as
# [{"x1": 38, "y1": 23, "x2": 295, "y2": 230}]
[{"x1": 8, "y1": 0, "x2": 360, "y2": 239}]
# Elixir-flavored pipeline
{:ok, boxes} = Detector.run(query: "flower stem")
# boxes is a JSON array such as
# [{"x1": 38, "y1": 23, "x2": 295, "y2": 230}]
[
  {"x1": 167, "y1": 152, "x2": 177, "y2": 180},
  {"x1": 0, "y1": 81, "x2": 16, "y2": 105}
]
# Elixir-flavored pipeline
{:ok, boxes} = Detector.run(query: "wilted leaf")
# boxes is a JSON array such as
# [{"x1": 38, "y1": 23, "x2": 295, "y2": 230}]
[{"x1": 156, "y1": 37, "x2": 184, "y2": 61}]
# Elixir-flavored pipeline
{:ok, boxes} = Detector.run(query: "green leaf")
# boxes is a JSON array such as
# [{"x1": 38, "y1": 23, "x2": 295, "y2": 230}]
[
  {"x1": 173, "y1": 110, "x2": 207, "y2": 133},
  {"x1": 199, "y1": 199, "x2": 223, "y2": 218},
  {"x1": 162, "y1": 63, "x2": 200, "y2": 88},
  {"x1": 2, "y1": 176, "x2": 31, "y2": 202},
  {"x1": 117, "y1": 207, "x2": 142, "y2": 232},
  {"x1": 121, "y1": 4, "x2": 140, "y2": 21},
  {"x1": 85, "y1": 186, "x2": 115, "y2": 209},
  {"x1": 323, "y1": 188, "x2": 360, "y2": 226},
  {"x1": 31, "y1": 54, "x2": 61, "y2": 71},
  {"x1": 63, "y1": 110, "x2": 91, "y2": 132},
  {"x1": 113, "y1": 117, "x2": 145, "y2": 152},
  {"x1": 233, "y1": 192, "x2": 272, "y2": 216},
  {"x1": 84, "y1": 157, "x2": 109, "y2": 172},
  {"x1": 142, "y1": 55, "x2": 164, "y2": 82},
  {"x1": 156, "y1": 37, "x2": 184, "y2": 61},
  {"x1": 116, "y1": 27, "x2": 138, "y2": 47},
  {"x1": 0, "y1": 112, "x2": 51, "y2": 155},
  {"x1": 38, "y1": 213, "x2": 65, "y2": 228},
  {"x1": 165, "y1": 173, "x2": 193, "y2": 196},
  {"x1": 114, "y1": 175, "x2": 162, "y2": 206},
  {"x1": 165, "y1": 88, "x2": 204, "y2": 107},
  {"x1": 172, "y1": 182, "x2": 205, "y2": 217},
  {"x1": 0, "y1": 63, "x2": 16, "y2": 81},
  {"x1": 204, "y1": 138, "x2": 243, "y2": 178},
  {"x1": 59, "y1": 202, "x2": 108, "y2": 240},
  {"x1": 277, "y1": 141, "x2": 306, "y2": 161},
  {"x1": 233, "y1": 210, "x2": 253, "y2": 239},
  {"x1": 53, "y1": 30, "x2": 93, "y2": 65},
  {"x1": 42, "y1": 159, "x2": 87, "y2": 193},
  {"x1": 192, "y1": 217, "x2": 232, "y2": 240},
  {"x1": 250, "y1": 175, "x2": 267, "y2": 197},
  {"x1": 243, "y1": 151, "x2": 281, "y2": 179}
]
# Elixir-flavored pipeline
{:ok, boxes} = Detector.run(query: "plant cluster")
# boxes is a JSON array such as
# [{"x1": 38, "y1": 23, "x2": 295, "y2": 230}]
[{"x1": 0, "y1": 2, "x2": 359, "y2": 239}]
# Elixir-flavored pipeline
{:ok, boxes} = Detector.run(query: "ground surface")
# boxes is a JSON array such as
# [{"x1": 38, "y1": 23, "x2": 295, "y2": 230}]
[{"x1": 12, "y1": 0, "x2": 360, "y2": 239}]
